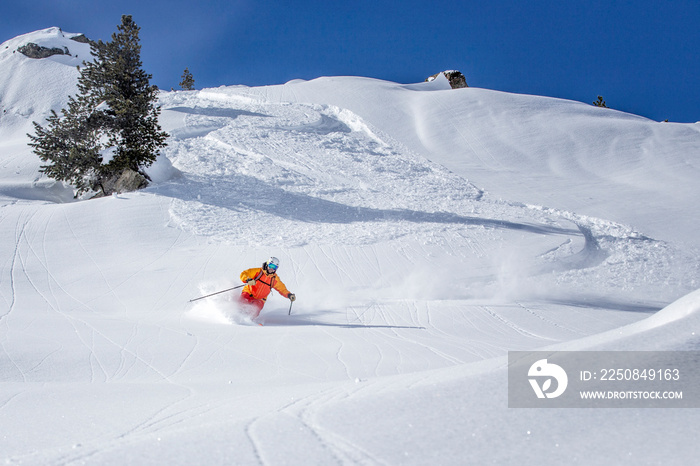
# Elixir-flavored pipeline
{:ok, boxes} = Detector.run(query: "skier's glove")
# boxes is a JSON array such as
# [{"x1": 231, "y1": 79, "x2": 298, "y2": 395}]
[
  {"x1": 247, "y1": 279, "x2": 256, "y2": 286},
  {"x1": 288, "y1": 293, "x2": 296, "y2": 302}
]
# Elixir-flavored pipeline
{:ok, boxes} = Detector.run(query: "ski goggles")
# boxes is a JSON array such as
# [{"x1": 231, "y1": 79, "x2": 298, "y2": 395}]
[{"x1": 267, "y1": 262, "x2": 278, "y2": 272}]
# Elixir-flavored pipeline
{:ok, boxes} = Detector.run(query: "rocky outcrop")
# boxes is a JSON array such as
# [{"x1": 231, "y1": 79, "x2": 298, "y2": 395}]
[
  {"x1": 93, "y1": 169, "x2": 149, "y2": 198},
  {"x1": 427, "y1": 70, "x2": 468, "y2": 89},
  {"x1": 443, "y1": 70, "x2": 468, "y2": 89},
  {"x1": 69, "y1": 34, "x2": 90, "y2": 44},
  {"x1": 15, "y1": 32, "x2": 89, "y2": 59},
  {"x1": 17, "y1": 43, "x2": 70, "y2": 59}
]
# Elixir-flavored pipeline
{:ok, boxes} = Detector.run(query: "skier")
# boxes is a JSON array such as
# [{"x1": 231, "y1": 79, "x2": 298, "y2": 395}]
[{"x1": 238, "y1": 257, "x2": 296, "y2": 319}]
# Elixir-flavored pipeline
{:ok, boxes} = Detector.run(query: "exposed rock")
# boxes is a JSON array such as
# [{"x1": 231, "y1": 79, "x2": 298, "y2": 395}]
[
  {"x1": 69, "y1": 34, "x2": 90, "y2": 44},
  {"x1": 17, "y1": 42, "x2": 70, "y2": 59},
  {"x1": 443, "y1": 70, "x2": 468, "y2": 89},
  {"x1": 426, "y1": 70, "x2": 468, "y2": 89},
  {"x1": 95, "y1": 169, "x2": 149, "y2": 197}
]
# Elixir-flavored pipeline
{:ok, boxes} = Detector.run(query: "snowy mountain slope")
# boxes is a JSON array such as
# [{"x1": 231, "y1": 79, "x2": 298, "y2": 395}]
[
  {"x1": 0, "y1": 29, "x2": 88, "y2": 202},
  {"x1": 0, "y1": 28, "x2": 174, "y2": 201},
  {"x1": 243, "y1": 76, "x2": 700, "y2": 247},
  {"x1": 1, "y1": 28, "x2": 700, "y2": 465},
  {"x1": 0, "y1": 28, "x2": 89, "y2": 118}
]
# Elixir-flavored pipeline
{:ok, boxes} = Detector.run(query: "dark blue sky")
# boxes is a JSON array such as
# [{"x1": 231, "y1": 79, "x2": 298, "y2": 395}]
[{"x1": 3, "y1": 0, "x2": 699, "y2": 122}]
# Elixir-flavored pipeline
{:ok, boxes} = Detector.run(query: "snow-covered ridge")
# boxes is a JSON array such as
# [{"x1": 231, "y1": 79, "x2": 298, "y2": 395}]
[
  {"x1": 0, "y1": 28, "x2": 90, "y2": 115},
  {"x1": 1, "y1": 27, "x2": 87, "y2": 58}
]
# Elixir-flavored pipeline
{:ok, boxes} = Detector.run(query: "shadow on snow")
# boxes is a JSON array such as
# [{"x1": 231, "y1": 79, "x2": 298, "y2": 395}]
[
  {"x1": 261, "y1": 313, "x2": 426, "y2": 329},
  {"x1": 152, "y1": 172, "x2": 580, "y2": 238},
  {"x1": 164, "y1": 106, "x2": 270, "y2": 120}
]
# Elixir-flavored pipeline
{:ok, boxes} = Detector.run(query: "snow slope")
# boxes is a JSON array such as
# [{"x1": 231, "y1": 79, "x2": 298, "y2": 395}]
[
  {"x1": 245, "y1": 76, "x2": 700, "y2": 247},
  {"x1": 0, "y1": 28, "x2": 90, "y2": 202},
  {"x1": 1, "y1": 28, "x2": 699, "y2": 465}
]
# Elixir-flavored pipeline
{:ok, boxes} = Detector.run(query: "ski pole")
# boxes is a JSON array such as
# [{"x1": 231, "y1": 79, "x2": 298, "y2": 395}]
[
  {"x1": 189, "y1": 284, "x2": 245, "y2": 303},
  {"x1": 288, "y1": 300, "x2": 294, "y2": 316}
]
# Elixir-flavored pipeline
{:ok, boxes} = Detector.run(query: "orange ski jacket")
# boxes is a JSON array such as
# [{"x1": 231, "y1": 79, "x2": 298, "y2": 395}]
[{"x1": 240, "y1": 267, "x2": 291, "y2": 302}]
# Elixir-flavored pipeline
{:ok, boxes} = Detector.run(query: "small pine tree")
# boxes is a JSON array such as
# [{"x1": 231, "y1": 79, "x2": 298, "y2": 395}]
[
  {"x1": 28, "y1": 15, "x2": 168, "y2": 197},
  {"x1": 593, "y1": 95, "x2": 608, "y2": 108},
  {"x1": 180, "y1": 67, "x2": 195, "y2": 90},
  {"x1": 29, "y1": 62, "x2": 110, "y2": 195},
  {"x1": 29, "y1": 104, "x2": 104, "y2": 194}
]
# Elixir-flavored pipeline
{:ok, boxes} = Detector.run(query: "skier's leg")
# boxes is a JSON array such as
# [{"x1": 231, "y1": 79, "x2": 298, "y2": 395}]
[
  {"x1": 249, "y1": 299, "x2": 265, "y2": 319},
  {"x1": 237, "y1": 293, "x2": 265, "y2": 319}
]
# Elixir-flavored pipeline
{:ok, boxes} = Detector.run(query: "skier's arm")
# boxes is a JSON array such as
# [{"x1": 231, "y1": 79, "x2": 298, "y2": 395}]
[
  {"x1": 240, "y1": 268, "x2": 260, "y2": 283},
  {"x1": 273, "y1": 277, "x2": 293, "y2": 299}
]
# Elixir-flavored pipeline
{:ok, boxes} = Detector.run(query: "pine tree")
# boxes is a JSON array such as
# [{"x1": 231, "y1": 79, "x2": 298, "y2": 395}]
[
  {"x1": 180, "y1": 67, "x2": 195, "y2": 90},
  {"x1": 28, "y1": 15, "x2": 168, "y2": 197},
  {"x1": 29, "y1": 103, "x2": 104, "y2": 195},
  {"x1": 29, "y1": 73, "x2": 109, "y2": 195},
  {"x1": 593, "y1": 95, "x2": 608, "y2": 108},
  {"x1": 96, "y1": 15, "x2": 169, "y2": 181}
]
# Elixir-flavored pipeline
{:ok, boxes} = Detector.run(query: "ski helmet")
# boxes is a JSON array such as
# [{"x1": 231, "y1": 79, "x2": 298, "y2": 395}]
[{"x1": 265, "y1": 256, "x2": 280, "y2": 273}]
